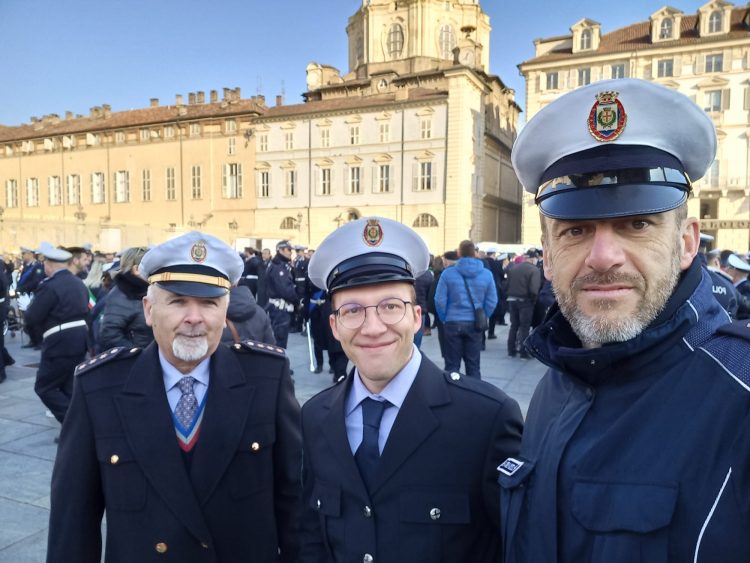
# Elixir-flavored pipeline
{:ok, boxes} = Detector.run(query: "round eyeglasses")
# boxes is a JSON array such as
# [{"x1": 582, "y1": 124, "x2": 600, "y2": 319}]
[{"x1": 334, "y1": 298, "x2": 413, "y2": 330}]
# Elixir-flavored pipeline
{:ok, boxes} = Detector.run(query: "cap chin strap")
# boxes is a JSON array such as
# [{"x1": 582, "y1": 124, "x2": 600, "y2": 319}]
[{"x1": 148, "y1": 272, "x2": 231, "y2": 289}]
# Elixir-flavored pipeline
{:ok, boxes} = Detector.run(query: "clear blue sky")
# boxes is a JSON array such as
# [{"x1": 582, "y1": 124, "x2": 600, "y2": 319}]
[{"x1": 0, "y1": 0, "x2": 707, "y2": 127}]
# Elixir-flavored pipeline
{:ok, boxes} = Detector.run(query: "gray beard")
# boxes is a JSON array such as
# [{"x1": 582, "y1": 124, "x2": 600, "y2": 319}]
[
  {"x1": 172, "y1": 335, "x2": 209, "y2": 362},
  {"x1": 553, "y1": 251, "x2": 682, "y2": 348}
]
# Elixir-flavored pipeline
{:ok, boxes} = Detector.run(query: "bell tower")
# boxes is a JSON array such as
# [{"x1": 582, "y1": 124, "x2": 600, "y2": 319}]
[{"x1": 346, "y1": 0, "x2": 491, "y2": 79}]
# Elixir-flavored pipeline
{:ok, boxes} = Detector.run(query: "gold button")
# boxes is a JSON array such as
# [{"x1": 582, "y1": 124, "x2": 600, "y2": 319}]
[
  {"x1": 250, "y1": 442, "x2": 260, "y2": 451},
  {"x1": 110, "y1": 454, "x2": 119, "y2": 465},
  {"x1": 155, "y1": 542, "x2": 168, "y2": 554}
]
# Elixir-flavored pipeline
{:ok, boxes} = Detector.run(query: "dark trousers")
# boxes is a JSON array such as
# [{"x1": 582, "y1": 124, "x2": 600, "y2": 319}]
[
  {"x1": 435, "y1": 318, "x2": 446, "y2": 358},
  {"x1": 266, "y1": 306, "x2": 291, "y2": 349},
  {"x1": 507, "y1": 300, "x2": 534, "y2": 356},
  {"x1": 35, "y1": 352, "x2": 85, "y2": 423},
  {"x1": 443, "y1": 321, "x2": 483, "y2": 378},
  {"x1": 329, "y1": 350, "x2": 348, "y2": 382}
]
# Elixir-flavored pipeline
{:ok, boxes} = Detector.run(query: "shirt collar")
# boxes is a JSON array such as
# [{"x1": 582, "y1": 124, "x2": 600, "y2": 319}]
[
  {"x1": 159, "y1": 349, "x2": 211, "y2": 391},
  {"x1": 346, "y1": 344, "x2": 422, "y2": 416}
]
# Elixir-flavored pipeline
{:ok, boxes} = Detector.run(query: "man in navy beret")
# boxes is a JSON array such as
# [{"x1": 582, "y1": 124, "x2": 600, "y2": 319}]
[
  {"x1": 501, "y1": 78, "x2": 750, "y2": 562},
  {"x1": 299, "y1": 216, "x2": 522, "y2": 562},
  {"x1": 47, "y1": 231, "x2": 302, "y2": 563}
]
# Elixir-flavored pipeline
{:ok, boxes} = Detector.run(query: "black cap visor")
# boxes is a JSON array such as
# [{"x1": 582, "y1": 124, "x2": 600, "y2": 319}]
[{"x1": 328, "y1": 252, "x2": 415, "y2": 293}]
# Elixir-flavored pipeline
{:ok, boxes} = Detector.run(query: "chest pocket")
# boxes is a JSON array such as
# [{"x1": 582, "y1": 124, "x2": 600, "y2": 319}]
[
  {"x1": 96, "y1": 436, "x2": 147, "y2": 511},
  {"x1": 571, "y1": 480, "x2": 678, "y2": 563},
  {"x1": 498, "y1": 458, "x2": 535, "y2": 562}
]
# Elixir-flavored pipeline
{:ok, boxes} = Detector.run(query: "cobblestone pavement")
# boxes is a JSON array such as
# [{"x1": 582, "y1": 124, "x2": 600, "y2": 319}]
[{"x1": 0, "y1": 321, "x2": 545, "y2": 561}]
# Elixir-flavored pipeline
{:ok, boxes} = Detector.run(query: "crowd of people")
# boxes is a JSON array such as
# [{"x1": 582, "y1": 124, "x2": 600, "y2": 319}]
[{"x1": 1, "y1": 77, "x2": 750, "y2": 563}]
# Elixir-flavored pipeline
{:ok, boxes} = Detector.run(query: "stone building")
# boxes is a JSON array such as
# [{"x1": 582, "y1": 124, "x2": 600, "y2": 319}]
[
  {"x1": 0, "y1": 0, "x2": 522, "y2": 254},
  {"x1": 518, "y1": 0, "x2": 750, "y2": 252}
]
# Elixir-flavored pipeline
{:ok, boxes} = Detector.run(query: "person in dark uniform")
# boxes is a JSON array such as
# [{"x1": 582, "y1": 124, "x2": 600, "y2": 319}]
[
  {"x1": 0, "y1": 264, "x2": 14, "y2": 383},
  {"x1": 24, "y1": 243, "x2": 89, "y2": 424},
  {"x1": 264, "y1": 240, "x2": 299, "y2": 349},
  {"x1": 701, "y1": 245, "x2": 739, "y2": 319},
  {"x1": 291, "y1": 246, "x2": 309, "y2": 334},
  {"x1": 724, "y1": 253, "x2": 750, "y2": 319},
  {"x1": 17, "y1": 246, "x2": 46, "y2": 348},
  {"x1": 238, "y1": 247, "x2": 262, "y2": 298},
  {"x1": 485, "y1": 250, "x2": 504, "y2": 338},
  {"x1": 299, "y1": 216, "x2": 523, "y2": 563},
  {"x1": 46, "y1": 230, "x2": 302, "y2": 563},
  {"x1": 304, "y1": 281, "x2": 348, "y2": 381},
  {"x1": 502, "y1": 78, "x2": 750, "y2": 562}
]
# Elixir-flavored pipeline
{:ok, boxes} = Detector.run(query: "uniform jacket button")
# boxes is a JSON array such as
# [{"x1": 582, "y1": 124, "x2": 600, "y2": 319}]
[
  {"x1": 363, "y1": 505, "x2": 372, "y2": 517},
  {"x1": 363, "y1": 554, "x2": 374, "y2": 563},
  {"x1": 155, "y1": 542, "x2": 168, "y2": 554},
  {"x1": 110, "y1": 454, "x2": 119, "y2": 465},
  {"x1": 250, "y1": 442, "x2": 260, "y2": 451},
  {"x1": 316, "y1": 499, "x2": 321, "y2": 510},
  {"x1": 200, "y1": 541, "x2": 209, "y2": 549},
  {"x1": 450, "y1": 372, "x2": 460, "y2": 381},
  {"x1": 429, "y1": 507, "x2": 441, "y2": 520}
]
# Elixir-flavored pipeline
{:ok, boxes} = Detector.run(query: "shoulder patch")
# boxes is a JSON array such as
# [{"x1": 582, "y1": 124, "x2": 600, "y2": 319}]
[
  {"x1": 75, "y1": 347, "x2": 142, "y2": 376},
  {"x1": 442, "y1": 370, "x2": 507, "y2": 402},
  {"x1": 232, "y1": 339, "x2": 286, "y2": 357},
  {"x1": 716, "y1": 320, "x2": 750, "y2": 342}
]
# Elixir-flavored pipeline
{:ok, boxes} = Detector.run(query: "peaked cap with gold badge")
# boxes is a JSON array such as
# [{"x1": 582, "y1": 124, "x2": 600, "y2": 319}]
[
  {"x1": 512, "y1": 78, "x2": 717, "y2": 220},
  {"x1": 139, "y1": 231, "x2": 243, "y2": 298},
  {"x1": 308, "y1": 216, "x2": 430, "y2": 292}
]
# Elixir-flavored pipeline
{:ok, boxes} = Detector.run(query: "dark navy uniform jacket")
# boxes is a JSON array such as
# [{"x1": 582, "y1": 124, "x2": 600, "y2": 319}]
[
  {"x1": 16, "y1": 260, "x2": 44, "y2": 294},
  {"x1": 266, "y1": 255, "x2": 298, "y2": 305},
  {"x1": 298, "y1": 354, "x2": 523, "y2": 563},
  {"x1": 501, "y1": 258, "x2": 750, "y2": 563},
  {"x1": 47, "y1": 341, "x2": 302, "y2": 563}
]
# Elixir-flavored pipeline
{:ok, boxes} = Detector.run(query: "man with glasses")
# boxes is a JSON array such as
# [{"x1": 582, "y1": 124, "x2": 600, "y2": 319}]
[{"x1": 298, "y1": 216, "x2": 523, "y2": 563}]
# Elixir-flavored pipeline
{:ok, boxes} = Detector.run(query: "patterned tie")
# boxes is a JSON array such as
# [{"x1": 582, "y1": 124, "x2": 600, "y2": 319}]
[
  {"x1": 355, "y1": 397, "x2": 389, "y2": 491},
  {"x1": 174, "y1": 376, "x2": 198, "y2": 429}
]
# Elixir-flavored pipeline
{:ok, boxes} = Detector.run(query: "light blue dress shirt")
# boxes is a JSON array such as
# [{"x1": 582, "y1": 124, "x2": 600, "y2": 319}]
[
  {"x1": 345, "y1": 344, "x2": 422, "y2": 455},
  {"x1": 160, "y1": 350, "x2": 210, "y2": 412}
]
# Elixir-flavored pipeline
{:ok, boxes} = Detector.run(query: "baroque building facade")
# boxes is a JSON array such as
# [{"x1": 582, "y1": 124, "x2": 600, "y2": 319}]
[
  {"x1": 518, "y1": 0, "x2": 750, "y2": 252},
  {"x1": 0, "y1": 0, "x2": 522, "y2": 253}
]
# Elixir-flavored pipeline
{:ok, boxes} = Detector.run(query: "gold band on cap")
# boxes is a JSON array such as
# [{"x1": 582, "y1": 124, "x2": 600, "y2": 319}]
[{"x1": 148, "y1": 272, "x2": 231, "y2": 288}]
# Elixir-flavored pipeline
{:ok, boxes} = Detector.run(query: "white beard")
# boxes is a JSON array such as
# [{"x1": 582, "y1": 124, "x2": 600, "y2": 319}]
[{"x1": 172, "y1": 335, "x2": 209, "y2": 362}]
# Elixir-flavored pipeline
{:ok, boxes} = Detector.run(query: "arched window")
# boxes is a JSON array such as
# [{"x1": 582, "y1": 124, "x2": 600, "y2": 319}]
[
  {"x1": 580, "y1": 29, "x2": 592, "y2": 50},
  {"x1": 280, "y1": 217, "x2": 296, "y2": 229},
  {"x1": 439, "y1": 25, "x2": 456, "y2": 60},
  {"x1": 660, "y1": 18, "x2": 673, "y2": 39},
  {"x1": 709, "y1": 10, "x2": 722, "y2": 33},
  {"x1": 387, "y1": 23, "x2": 404, "y2": 58},
  {"x1": 412, "y1": 213, "x2": 439, "y2": 228}
]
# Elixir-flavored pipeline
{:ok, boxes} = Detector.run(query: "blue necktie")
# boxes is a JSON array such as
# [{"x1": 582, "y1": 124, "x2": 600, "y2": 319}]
[
  {"x1": 355, "y1": 397, "x2": 389, "y2": 490},
  {"x1": 174, "y1": 376, "x2": 198, "y2": 429}
]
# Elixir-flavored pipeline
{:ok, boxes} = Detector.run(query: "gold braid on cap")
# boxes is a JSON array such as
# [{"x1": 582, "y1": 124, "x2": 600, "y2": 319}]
[{"x1": 148, "y1": 272, "x2": 231, "y2": 288}]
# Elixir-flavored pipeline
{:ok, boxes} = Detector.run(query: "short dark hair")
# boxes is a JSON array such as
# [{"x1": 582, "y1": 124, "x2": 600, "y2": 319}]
[{"x1": 458, "y1": 240, "x2": 475, "y2": 258}]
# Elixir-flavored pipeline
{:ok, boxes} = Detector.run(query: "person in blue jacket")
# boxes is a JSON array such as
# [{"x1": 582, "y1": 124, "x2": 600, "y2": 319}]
[
  {"x1": 501, "y1": 78, "x2": 750, "y2": 563},
  {"x1": 434, "y1": 240, "x2": 497, "y2": 378}
]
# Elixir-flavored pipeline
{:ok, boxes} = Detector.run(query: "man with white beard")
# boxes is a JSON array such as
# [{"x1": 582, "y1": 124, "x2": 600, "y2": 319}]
[
  {"x1": 47, "y1": 231, "x2": 302, "y2": 563},
  {"x1": 499, "y1": 79, "x2": 750, "y2": 562}
]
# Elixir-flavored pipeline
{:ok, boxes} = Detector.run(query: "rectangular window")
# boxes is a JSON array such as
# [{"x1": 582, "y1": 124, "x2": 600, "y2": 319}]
[
  {"x1": 657, "y1": 59, "x2": 674, "y2": 77},
  {"x1": 258, "y1": 171, "x2": 270, "y2": 198},
  {"x1": 611, "y1": 63, "x2": 626, "y2": 79},
  {"x1": 5, "y1": 179, "x2": 18, "y2": 208},
  {"x1": 166, "y1": 167, "x2": 176, "y2": 201},
  {"x1": 320, "y1": 168, "x2": 332, "y2": 195},
  {"x1": 546, "y1": 72, "x2": 559, "y2": 90},
  {"x1": 142, "y1": 169, "x2": 151, "y2": 201},
  {"x1": 285, "y1": 169, "x2": 296, "y2": 197},
  {"x1": 228, "y1": 137, "x2": 236, "y2": 155},
  {"x1": 114, "y1": 170, "x2": 129, "y2": 203},
  {"x1": 258, "y1": 134, "x2": 268, "y2": 152},
  {"x1": 705, "y1": 90, "x2": 722, "y2": 112},
  {"x1": 191, "y1": 165, "x2": 202, "y2": 199},
  {"x1": 91, "y1": 172, "x2": 105, "y2": 204},
  {"x1": 350, "y1": 125, "x2": 360, "y2": 145},
  {"x1": 380, "y1": 122, "x2": 390, "y2": 142},
  {"x1": 707, "y1": 160, "x2": 720, "y2": 187},
  {"x1": 705, "y1": 54, "x2": 723, "y2": 73},
  {"x1": 416, "y1": 162, "x2": 433, "y2": 191},
  {"x1": 26, "y1": 178, "x2": 39, "y2": 207},
  {"x1": 140, "y1": 128, "x2": 151, "y2": 142},
  {"x1": 578, "y1": 67, "x2": 591, "y2": 86},
  {"x1": 420, "y1": 119, "x2": 432, "y2": 139},
  {"x1": 48, "y1": 176, "x2": 62, "y2": 206},
  {"x1": 115, "y1": 131, "x2": 125, "y2": 144},
  {"x1": 377, "y1": 164, "x2": 391, "y2": 193},
  {"x1": 320, "y1": 128, "x2": 330, "y2": 148},
  {"x1": 189, "y1": 123, "x2": 201, "y2": 137},
  {"x1": 66, "y1": 175, "x2": 81, "y2": 205},
  {"x1": 164, "y1": 126, "x2": 175, "y2": 139},
  {"x1": 223, "y1": 163, "x2": 243, "y2": 198},
  {"x1": 285, "y1": 132, "x2": 294, "y2": 150},
  {"x1": 225, "y1": 119, "x2": 237, "y2": 133},
  {"x1": 349, "y1": 166, "x2": 361, "y2": 194}
]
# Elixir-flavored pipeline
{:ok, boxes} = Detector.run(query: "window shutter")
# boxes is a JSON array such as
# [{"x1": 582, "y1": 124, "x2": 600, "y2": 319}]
[
  {"x1": 412, "y1": 162, "x2": 418, "y2": 191},
  {"x1": 696, "y1": 54, "x2": 704, "y2": 74},
  {"x1": 744, "y1": 87, "x2": 750, "y2": 110},
  {"x1": 673, "y1": 56, "x2": 681, "y2": 77},
  {"x1": 222, "y1": 165, "x2": 228, "y2": 198},
  {"x1": 238, "y1": 164, "x2": 243, "y2": 197},
  {"x1": 722, "y1": 88, "x2": 731, "y2": 110}
]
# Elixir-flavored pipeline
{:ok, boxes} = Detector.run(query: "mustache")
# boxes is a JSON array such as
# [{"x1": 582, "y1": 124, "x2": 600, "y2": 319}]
[{"x1": 571, "y1": 271, "x2": 645, "y2": 292}]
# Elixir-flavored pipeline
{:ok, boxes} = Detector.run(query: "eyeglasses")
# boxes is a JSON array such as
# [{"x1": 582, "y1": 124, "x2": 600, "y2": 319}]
[{"x1": 334, "y1": 298, "x2": 413, "y2": 330}]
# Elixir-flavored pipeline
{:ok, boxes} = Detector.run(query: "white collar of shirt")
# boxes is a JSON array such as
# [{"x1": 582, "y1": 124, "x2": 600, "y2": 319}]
[
  {"x1": 346, "y1": 344, "x2": 422, "y2": 416},
  {"x1": 160, "y1": 349, "x2": 210, "y2": 401}
]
